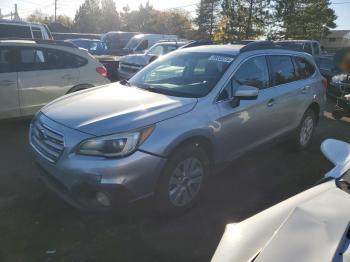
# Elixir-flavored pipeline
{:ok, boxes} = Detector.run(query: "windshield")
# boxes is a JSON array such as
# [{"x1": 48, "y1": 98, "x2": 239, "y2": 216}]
[
  {"x1": 129, "y1": 52, "x2": 235, "y2": 98},
  {"x1": 125, "y1": 37, "x2": 141, "y2": 50}
]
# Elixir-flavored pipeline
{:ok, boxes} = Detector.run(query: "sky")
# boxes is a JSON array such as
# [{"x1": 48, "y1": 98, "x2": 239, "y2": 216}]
[{"x1": 1, "y1": 0, "x2": 350, "y2": 30}]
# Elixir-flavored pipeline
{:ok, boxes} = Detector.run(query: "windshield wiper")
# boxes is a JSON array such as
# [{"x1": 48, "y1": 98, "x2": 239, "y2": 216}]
[{"x1": 120, "y1": 79, "x2": 131, "y2": 86}]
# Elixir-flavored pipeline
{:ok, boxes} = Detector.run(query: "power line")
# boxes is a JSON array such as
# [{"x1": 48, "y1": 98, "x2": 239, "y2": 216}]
[{"x1": 332, "y1": 1, "x2": 350, "y2": 4}]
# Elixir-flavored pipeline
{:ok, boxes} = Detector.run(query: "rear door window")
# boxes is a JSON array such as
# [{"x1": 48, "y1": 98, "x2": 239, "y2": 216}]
[
  {"x1": 233, "y1": 56, "x2": 269, "y2": 89},
  {"x1": 0, "y1": 24, "x2": 32, "y2": 38},
  {"x1": 18, "y1": 47, "x2": 87, "y2": 71},
  {"x1": 294, "y1": 56, "x2": 316, "y2": 79},
  {"x1": 19, "y1": 48, "x2": 46, "y2": 71},
  {"x1": 0, "y1": 47, "x2": 16, "y2": 73},
  {"x1": 269, "y1": 55, "x2": 297, "y2": 86}
]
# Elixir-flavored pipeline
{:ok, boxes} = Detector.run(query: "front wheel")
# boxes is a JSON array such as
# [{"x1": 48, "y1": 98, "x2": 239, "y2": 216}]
[
  {"x1": 155, "y1": 143, "x2": 210, "y2": 216},
  {"x1": 293, "y1": 109, "x2": 316, "y2": 151}
]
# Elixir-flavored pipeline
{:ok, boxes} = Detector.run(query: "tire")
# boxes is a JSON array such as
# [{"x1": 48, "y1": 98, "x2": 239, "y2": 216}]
[
  {"x1": 155, "y1": 143, "x2": 210, "y2": 216},
  {"x1": 293, "y1": 109, "x2": 316, "y2": 151},
  {"x1": 332, "y1": 110, "x2": 344, "y2": 120}
]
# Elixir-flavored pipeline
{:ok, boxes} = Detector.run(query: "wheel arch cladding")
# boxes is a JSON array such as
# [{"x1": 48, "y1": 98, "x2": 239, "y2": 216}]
[{"x1": 308, "y1": 102, "x2": 320, "y2": 124}]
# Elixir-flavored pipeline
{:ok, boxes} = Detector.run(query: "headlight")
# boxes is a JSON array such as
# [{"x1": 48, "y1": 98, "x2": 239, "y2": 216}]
[
  {"x1": 77, "y1": 126, "x2": 154, "y2": 157},
  {"x1": 331, "y1": 74, "x2": 348, "y2": 84}
]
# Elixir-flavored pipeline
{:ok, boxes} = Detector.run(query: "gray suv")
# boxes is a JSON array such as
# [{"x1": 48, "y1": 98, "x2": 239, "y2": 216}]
[{"x1": 29, "y1": 42, "x2": 327, "y2": 215}]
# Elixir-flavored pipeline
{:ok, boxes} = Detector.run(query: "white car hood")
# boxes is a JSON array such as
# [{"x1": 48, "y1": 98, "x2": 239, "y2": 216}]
[{"x1": 212, "y1": 181, "x2": 350, "y2": 262}]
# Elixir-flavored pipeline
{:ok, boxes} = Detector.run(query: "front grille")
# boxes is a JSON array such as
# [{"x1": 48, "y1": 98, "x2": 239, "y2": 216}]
[{"x1": 30, "y1": 118, "x2": 64, "y2": 163}]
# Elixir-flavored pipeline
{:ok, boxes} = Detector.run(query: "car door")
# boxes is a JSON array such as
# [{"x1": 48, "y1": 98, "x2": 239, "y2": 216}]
[
  {"x1": 215, "y1": 55, "x2": 282, "y2": 161},
  {"x1": 0, "y1": 46, "x2": 20, "y2": 119},
  {"x1": 17, "y1": 47, "x2": 79, "y2": 116},
  {"x1": 267, "y1": 55, "x2": 309, "y2": 132}
]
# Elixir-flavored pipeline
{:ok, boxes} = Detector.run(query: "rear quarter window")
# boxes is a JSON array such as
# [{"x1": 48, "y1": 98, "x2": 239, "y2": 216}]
[
  {"x1": 293, "y1": 56, "x2": 316, "y2": 79},
  {"x1": 32, "y1": 27, "x2": 43, "y2": 39}
]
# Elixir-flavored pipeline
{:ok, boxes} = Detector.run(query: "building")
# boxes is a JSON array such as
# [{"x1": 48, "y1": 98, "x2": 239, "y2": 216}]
[{"x1": 321, "y1": 30, "x2": 350, "y2": 51}]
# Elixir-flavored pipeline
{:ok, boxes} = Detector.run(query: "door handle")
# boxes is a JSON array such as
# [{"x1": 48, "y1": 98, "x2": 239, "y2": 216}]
[{"x1": 267, "y1": 99, "x2": 275, "y2": 107}]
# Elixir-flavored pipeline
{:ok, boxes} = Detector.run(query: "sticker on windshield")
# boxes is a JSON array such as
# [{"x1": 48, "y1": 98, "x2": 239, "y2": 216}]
[{"x1": 208, "y1": 55, "x2": 234, "y2": 63}]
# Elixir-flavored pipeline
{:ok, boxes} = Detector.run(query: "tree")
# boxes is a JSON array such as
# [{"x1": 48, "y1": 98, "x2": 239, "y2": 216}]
[
  {"x1": 100, "y1": 0, "x2": 120, "y2": 33},
  {"x1": 73, "y1": 0, "x2": 101, "y2": 33},
  {"x1": 213, "y1": 0, "x2": 270, "y2": 42},
  {"x1": 194, "y1": 0, "x2": 221, "y2": 39},
  {"x1": 27, "y1": 10, "x2": 73, "y2": 32},
  {"x1": 275, "y1": 0, "x2": 337, "y2": 40}
]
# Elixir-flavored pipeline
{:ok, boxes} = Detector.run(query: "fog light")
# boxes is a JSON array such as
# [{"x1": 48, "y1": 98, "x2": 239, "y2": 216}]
[{"x1": 96, "y1": 192, "x2": 111, "y2": 206}]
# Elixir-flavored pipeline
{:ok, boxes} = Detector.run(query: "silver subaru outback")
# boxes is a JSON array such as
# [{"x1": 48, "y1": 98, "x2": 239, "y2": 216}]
[{"x1": 29, "y1": 42, "x2": 327, "y2": 215}]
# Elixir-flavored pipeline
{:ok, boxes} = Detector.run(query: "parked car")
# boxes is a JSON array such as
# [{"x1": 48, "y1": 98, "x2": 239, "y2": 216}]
[
  {"x1": 276, "y1": 40, "x2": 322, "y2": 59},
  {"x1": 0, "y1": 40, "x2": 110, "y2": 119},
  {"x1": 65, "y1": 39, "x2": 107, "y2": 55},
  {"x1": 122, "y1": 34, "x2": 179, "y2": 55},
  {"x1": 53, "y1": 32, "x2": 101, "y2": 41},
  {"x1": 318, "y1": 54, "x2": 339, "y2": 84},
  {"x1": 118, "y1": 41, "x2": 188, "y2": 80},
  {"x1": 0, "y1": 19, "x2": 52, "y2": 40},
  {"x1": 328, "y1": 47, "x2": 350, "y2": 98},
  {"x1": 29, "y1": 41, "x2": 326, "y2": 215},
  {"x1": 101, "y1": 31, "x2": 138, "y2": 55},
  {"x1": 213, "y1": 138, "x2": 350, "y2": 262}
]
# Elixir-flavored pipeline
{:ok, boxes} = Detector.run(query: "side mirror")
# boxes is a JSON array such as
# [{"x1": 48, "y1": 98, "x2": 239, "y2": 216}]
[
  {"x1": 234, "y1": 85, "x2": 259, "y2": 100},
  {"x1": 321, "y1": 139, "x2": 350, "y2": 179}
]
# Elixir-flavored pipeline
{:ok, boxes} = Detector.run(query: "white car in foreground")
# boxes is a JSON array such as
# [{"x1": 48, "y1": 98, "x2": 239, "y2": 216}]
[{"x1": 213, "y1": 139, "x2": 350, "y2": 262}]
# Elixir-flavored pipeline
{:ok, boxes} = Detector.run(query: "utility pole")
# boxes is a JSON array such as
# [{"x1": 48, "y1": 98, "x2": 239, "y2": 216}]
[
  {"x1": 14, "y1": 4, "x2": 19, "y2": 20},
  {"x1": 54, "y1": 0, "x2": 57, "y2": 21}
]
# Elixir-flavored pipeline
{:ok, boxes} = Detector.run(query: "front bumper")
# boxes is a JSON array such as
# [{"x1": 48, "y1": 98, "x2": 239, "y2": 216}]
[
  {"x1": 30, "y1": 113, "x2": 166, "y2": 210},
  {"x1": 328, "y1": 82, "x2": 350, "y2": 98}
]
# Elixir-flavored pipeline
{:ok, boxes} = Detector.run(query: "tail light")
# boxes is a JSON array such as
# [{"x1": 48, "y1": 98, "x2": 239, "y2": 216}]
[
  {"x1": 96, "y1": 66, "x2": 108, "y2": 78},
  {"x1": 321, "y1": 79, "x2": 328, "y2": 92}
]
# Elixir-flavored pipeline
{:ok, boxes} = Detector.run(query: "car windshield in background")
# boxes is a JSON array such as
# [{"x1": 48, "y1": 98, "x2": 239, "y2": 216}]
[
  {"x1": 129, "y1": 52, "x2": 235, "y2": 98},
  {"x1": 125, "y1": 38, "x2": 141, "y2": 50}
]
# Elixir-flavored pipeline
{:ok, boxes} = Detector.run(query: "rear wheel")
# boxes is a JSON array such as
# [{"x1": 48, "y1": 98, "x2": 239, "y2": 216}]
[
  {"x1": 293, "y1": 109, "x2": 316, "y2": 151},
  {"x1": 155, "y1": 143, "x2": 210, "y2": 216}
]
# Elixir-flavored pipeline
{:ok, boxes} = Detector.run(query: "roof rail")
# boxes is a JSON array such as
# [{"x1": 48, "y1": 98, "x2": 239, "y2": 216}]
[
  {"x1": 239, "y1": 41, "x2": 277, "y2": 53},
  {"x1": 35, "y1": 39, "x2": 77, "y2": 48},
  {"x1": 0, "y1": 38, "x2": 77, "y2": 48}
]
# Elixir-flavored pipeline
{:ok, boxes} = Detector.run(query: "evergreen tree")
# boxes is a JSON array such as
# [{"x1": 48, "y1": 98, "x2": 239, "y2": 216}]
[
  {"x1": 214, "y1": 0, "x2": 270, "y2": 42},
  {"x1": 73, "y1": 0, "x2": 101, "y2": 33},
  {"x1": 275, "y1": 0, "x2": 336, "y2": 40},
  {"x1": 194, "y1": 0, "x2": 221, "y2": 39},
  {"x1": 100, "y1": 0, "x2": 121, "y2": 33}
]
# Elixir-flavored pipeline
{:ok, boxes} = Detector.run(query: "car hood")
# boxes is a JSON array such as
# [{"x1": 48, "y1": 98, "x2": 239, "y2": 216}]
[
  {"x1": 212, "y1": 181, "x2": 350, "y2": 262},
  {"x1": 41, "y1": 83, "x2": 197, "y2": 136},
  {"x1": 120, "y1": 54, "x2": 149, "y2": 66}
]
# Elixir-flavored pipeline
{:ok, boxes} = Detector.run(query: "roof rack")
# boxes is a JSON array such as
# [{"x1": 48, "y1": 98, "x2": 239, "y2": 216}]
[
  {"x1": 239, "y1": 41, "x2": 277, "y2": 53},
  {"x1": 0, "y1": 38, "x2": 77, "y2": 48},
  {"x1": 238, "y1": 40, "x2": 306, "y2": 53}
]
